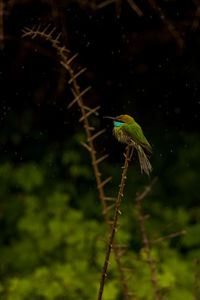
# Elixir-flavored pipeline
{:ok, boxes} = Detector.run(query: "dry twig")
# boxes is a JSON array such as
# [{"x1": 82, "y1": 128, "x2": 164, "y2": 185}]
[
  {"x1": 150, "y1": 230, "x2": 187, "y2": 244},
  {"x1": 127, "y1": 0, "x2": 143, "y2": 16},
  {"x1": 97, "y1": 146, "x2": 134, "y2": 300},
  {"x1": 135, "y1": 177, "x2": 160, "y2": 300},
  {"x1": 148, "y1": 0, "x2": 184, "y2": 49}
]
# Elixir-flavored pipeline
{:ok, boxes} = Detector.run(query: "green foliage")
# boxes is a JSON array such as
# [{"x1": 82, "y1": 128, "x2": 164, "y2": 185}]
[
  {"x1": 0, "y1": 155, "x2": 104, "y2": 299},
  {"x1": 0, "y1": 129, "x2": 200, "y2": 299}
]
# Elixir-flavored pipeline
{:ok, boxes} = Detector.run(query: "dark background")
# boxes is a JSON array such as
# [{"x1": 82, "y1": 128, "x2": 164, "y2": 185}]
[{"x1": 1, "y1": 1, "x2": 200, "y2": 299}]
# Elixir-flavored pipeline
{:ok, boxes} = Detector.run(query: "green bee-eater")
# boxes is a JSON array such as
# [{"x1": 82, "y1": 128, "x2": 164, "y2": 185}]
[{"x1": 104, "y1": 114, "x2": 152, "y2": 175}]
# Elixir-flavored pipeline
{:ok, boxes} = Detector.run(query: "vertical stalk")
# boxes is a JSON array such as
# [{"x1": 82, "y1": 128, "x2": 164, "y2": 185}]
[
  {"x1": 97, "y1": 146, "x2": 133, "y2": 300},
  {"x1": 194, "y1": 258, "x2": 199, "y2": 300},
  {"x1": 135, "y1": 182, "x2": 159, "y2": 300}
]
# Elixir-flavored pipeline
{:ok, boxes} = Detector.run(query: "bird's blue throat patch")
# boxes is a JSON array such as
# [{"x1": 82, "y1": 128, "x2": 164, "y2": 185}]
[{"x1": 114, "y1": 121, "x2": 124, "y2": 127}]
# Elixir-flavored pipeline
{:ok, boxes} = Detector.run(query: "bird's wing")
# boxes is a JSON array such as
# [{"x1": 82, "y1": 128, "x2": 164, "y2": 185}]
[{"x1": 123, "y1": 123, "x2": 152, "y2": 153}]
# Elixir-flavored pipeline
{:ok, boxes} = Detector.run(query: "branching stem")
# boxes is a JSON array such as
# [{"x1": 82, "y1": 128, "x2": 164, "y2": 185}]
[
  {"x1": 97, "y1": 146, "x2": 133, "y2": 300},
  {"x1": 135, "y1": 178, "x2": 159, "y2": 300}
]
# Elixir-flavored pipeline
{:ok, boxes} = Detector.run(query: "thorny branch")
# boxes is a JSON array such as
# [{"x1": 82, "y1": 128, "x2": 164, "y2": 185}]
[
  {"x1": 135, "y1": 177, "x2": 160, "y2": 300},
  {"x1": 68, "y1": 64, "x2": 132, "y2": 300},
  {"x1": 150, "y1": 230, "x2": 187, "y2": 244},
  {"x1": 148, "y1": 0, "x2": 184, "y2": 49},
  {"x1": 76, "y1": 0, "x2": 183, "y2": 48},
  {"x1": 22, "y1": 25, "x2": 132, "y2": 300},
  {"x1": 97, "y1": 146, "x2": 134, "y2": 300}
]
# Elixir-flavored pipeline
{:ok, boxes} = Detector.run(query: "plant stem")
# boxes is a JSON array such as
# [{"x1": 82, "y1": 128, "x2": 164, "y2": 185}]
[
  {"x1": 97, "y1": 146, "x2": 133, "y2": 300},
  {"x1": 135, "y1": 179, "x2": 159, "y2": 300}
]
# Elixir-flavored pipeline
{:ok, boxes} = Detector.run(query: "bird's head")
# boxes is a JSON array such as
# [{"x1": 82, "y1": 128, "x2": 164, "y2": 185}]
[{"x1": 104, "y1": 114, "x2": 134, "y2": 127}]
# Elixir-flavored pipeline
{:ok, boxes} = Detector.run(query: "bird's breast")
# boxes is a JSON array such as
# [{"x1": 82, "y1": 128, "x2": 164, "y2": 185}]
[{"x1": 113, "y1": 127, "x2": 131, "y2": 144}]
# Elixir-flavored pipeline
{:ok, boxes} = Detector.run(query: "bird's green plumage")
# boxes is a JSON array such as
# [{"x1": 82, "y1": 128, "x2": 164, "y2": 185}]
[
  {"x1": 113, "y1": 115, "x2": 152, "y2": 152},
  {"x1": 110, "y1": 114, "x2": 152, "y2": 175},
  {"x1": 121, "y1": 122, "x2": 152, "y2": 152}
]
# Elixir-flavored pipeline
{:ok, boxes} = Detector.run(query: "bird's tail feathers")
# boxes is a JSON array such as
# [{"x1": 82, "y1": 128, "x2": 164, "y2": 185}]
[{"x1": 136, "y1": 145, "x2": 152, "y2": 176}]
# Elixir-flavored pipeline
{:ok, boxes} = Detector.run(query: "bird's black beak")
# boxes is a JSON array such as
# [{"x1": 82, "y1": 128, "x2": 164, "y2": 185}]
[{"x1": 103, "y1": 116, "x2": 115, "y2": 120}]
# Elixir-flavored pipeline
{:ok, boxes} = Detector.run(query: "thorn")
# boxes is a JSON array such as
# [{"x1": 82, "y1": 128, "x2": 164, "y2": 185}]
[
  {"x1": 84, "y1": 124, "x2": 94, "y2": 131},
  {"x1": 111, "y1": 244, "x2": 127, "y2": 249},
  {"x1": 36, "y1": 23, "x2": 42, "y2": 32},
  {"x1": 66, "y1": 53, "x2": 79, "y2": 65},
  {"x1": 79, "y1": 106, "x2": 100, "y2": 122},
  {"x1": 49, "y1": 27, "x2": 56, "y2": 37},
  {"x1": 83, "y1": 105, "x2": 93, "y2": 112},
  {"x1": 104, "y1": 197, "x2": 117, "y2": 202},
  {"x1": 87, "y1": 129, "x2": 106, "y2": 142},
  {"x1": 80, "y1": 141, "x2": 92, "y2": 152},
  {"x1": 96, "y1": 0, "x2": 116, "y2": 9},
  {"x1": 150, "y1": 230, "x2": 187, "y2": 244},
  {"x1": 60, "y1": 60, "x2": 70, "y2": 71},
  {"x1": 42, "y1": 24, "x2": 51, "y2": 34},
  {"x1": 30, "y1": 24, "x2": 41, "y2": 38},
  {"x1": 23, "y1": 26, "x2": 31, "y2": 32},
  {"x1": 87, "y1": 126, "x2": 95, "y2": 131},
  {"x1": 21, "y1": 29, "x2": 29, "y2": 37},
  {"x1": 55, "y1": 32, "x2": 62, "y2": 42},
  {"x1": 136, "y1": 177, "x2": 158, "y2": 202},
  {"x1": 93, "y1": 154, "x2": 109, "y2": 165},
  {"x1": 68, "y1": 68, "x2": 87, "y2": 84},
  {"x1": 67, "y1": 86, "x2": 92, "y2": 108},
  {"x1": 59, "y1": 46, "x2": 67, "y2": 54},
  {"x1": 103, "y1": 203, "x2": 115, "y2": 214},
  {"x1": 83, "y1": 105, "x2": 100, "y2": 116},
  {"x1": 126, "y1": 0, "x2": 143, "y2": 16},
  {"x1": 97, "y1": 176, "x2": 112, "y2": 189}
]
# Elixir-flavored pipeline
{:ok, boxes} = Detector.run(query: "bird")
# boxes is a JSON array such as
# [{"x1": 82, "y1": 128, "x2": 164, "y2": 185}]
[{"x1": 104, "y1": 114, "x2": 152, "y2": 175}]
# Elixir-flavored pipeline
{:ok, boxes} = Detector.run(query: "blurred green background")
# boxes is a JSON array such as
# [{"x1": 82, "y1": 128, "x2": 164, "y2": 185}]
[{"x1": 1, "y1": 1, "x2": 200, "y2": 299}]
